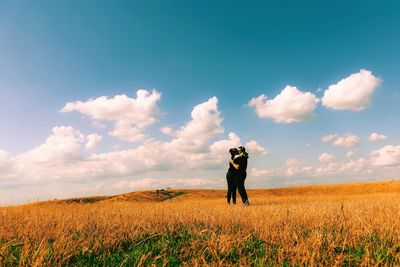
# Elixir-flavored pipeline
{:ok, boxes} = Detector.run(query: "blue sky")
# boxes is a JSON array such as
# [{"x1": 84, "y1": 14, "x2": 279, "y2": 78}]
[{"x1": 1, "y1": 0, "x2": 400, "y2": 204}]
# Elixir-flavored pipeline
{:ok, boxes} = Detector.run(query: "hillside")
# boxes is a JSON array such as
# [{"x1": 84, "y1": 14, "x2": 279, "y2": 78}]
[{"x1": 27, "y1": 179, "x2": 400, "y2": 206}]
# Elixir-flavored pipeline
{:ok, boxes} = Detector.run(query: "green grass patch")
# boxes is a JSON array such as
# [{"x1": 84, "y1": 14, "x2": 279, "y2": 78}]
[{"x1": 2, "y1": 229, "x2": 400, "y2": 266}]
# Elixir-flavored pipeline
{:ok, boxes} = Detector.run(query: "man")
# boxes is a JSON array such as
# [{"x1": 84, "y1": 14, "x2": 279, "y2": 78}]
[
  {"x1": 226, "y1": 148, "x2": 238, "y2": 205},
  {"x1": 230, "y1": 146, "x2": 250, "y2": 206}
]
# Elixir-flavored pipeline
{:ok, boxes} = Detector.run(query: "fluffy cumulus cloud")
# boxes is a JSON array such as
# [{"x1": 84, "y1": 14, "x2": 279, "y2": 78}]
[
  {"x1": 346, "y1": 151, "x2": 356, "y2": 158},
  {"x1": 322, "y1": 133, "x2": 359, "y2": 148},
  {"x1": 7, "y1": 129, "x2": 213, "y2": 185},
  {"x1": 319, "y1": 153, "x2": 336, "y2": 163},
  {"x1": 286, "y1": 158, "x2": 313, "y2": 176},
  {"x1": 160, "y1": 126, "x2": 175, "y2": 136},
  {"x1": 87, "y1": 138, "x2": 193, "y2": 178},
  {"x1": 283, "y1": 156, "x2": 368, "y2": 178},
  {"x1": 333, "y1": 134, "x2": 359, "y2": 148},
  {"x1": 0, "y1": 127, "x2": 101, "y2": 183},
  {"x1": 16, "y1": 126, "x2": 85, "y2": 165},
  {"x1": 176, "y1": 96, "x2": 223, "y2": 139},
  {"x1": 322, "y1": 69, "x2": 381, "y2": 111},
  {"x1": 287, "y1": 165, "x2": 314, "y2": 177},
  {"x1": 368, "y1": 133, "x2": 387, "y2": 142},
  {"x1": 85, "y1": 134, "x2": 102, "y2": 149},
  {"x1": 286, "y1": 158, "x2": 301, "y2": 167},
  {"x1": 61, "y1": 90, "x2": 161, "y2": 142},
  {"x1": 248, "y1": 154, "x2": 369, "y2": 179},
  {"x1": 109, "y1": 120, "x2": 147, "y2": 142},
  {"x1": 315, "y1": 158, "x2": 367, "y2": 176},
  {"x1": 249, "y1": 86, "x2": 319, "y2": 123},
  {"x1": 1, "y1": 95, "x2": 271, "y2": 191},
  {"x1": 251, "y1": 168, "x2": 279, "y2": 178},
  {"x1": 322, "y1": 134, "x2": 337, "y2": 143},
  {"x1": 165, "y1": 97, "x2": 225, "y2": 155},
  {"x1": 244, "y1": 140, "x2": 269, "y2": 156},
  {"x1": 209, "y1": 132, "x2": 241, "y2": 161},
  {"x1": 370, "y1": 145, "x2": 400, "y2": 167}
]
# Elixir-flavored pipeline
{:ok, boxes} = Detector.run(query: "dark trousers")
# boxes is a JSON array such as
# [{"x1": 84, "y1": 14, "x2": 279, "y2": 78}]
[
  {"x1": 226, "y1": 172, "x2": 236, "y2": 204},
  {"x1": 235, "y1": 172, "x2": 248, "y2": 204}
]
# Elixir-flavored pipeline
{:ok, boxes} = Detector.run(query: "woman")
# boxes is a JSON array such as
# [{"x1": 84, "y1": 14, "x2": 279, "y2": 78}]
[
  {"x1": 226, "y1": 148, "x2": 238, "y2": 205},
  {"x1": 229, "y1": 146, "x2": 250, "y2": 206}
]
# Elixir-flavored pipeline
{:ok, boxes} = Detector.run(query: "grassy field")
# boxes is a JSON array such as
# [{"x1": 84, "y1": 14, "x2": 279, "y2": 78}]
[{"x1": 1, "y1": 181, "x2": 400, "y2": 266}]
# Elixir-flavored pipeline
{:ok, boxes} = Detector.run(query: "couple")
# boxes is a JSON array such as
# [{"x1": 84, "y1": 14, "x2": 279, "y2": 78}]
[{"x1": 226, "y1": 146, "x2": 250, "y2": 206}]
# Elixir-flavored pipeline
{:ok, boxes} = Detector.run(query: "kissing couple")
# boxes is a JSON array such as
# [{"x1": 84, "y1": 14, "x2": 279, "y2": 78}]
[{"x1": 226, "y1": 146, "x2": 250, "y2": 206}]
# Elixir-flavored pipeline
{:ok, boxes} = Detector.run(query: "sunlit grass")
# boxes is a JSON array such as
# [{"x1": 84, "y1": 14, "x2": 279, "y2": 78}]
[{"x1": 1, "y1": 181, "x2": 400, "y2": 265}]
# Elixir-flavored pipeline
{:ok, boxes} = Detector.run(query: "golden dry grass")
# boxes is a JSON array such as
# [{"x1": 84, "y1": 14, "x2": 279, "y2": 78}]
[{"x1": 1, "y1": 180, "x2": 400, "y2": 266}]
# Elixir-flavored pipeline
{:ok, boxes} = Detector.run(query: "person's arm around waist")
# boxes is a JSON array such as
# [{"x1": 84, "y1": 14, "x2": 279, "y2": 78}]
[{"x1": 229, "y1": 159, "x2": 239, "y2": 170}]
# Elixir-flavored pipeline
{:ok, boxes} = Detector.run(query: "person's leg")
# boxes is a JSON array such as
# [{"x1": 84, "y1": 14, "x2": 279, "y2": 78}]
[
  {"x1": 232, "y1": 177, "x2": 237, "y2": 204},
  {"x1": 242, "y1": 173, "x2": 249, "y2": 205},
  {"x1": 226, "y1": 190, "x2": 231, "y2": 204},
  {"x1": 228, "y1": 175, "x2": 236, "y2": 204},
  {"x1": 226, "y1": 173, "x2": 231, "y2": 204},
  {"x1": 236, "y1": 174, "x2": 249, "y2": 204}
]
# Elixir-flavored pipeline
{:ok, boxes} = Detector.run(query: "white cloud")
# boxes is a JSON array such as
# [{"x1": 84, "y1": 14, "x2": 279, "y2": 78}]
[
  {"x1": 249, "y1": 86, "x2": 319, "y2": 123},
  {"x1": 319, "y1": 153, "x2": 336, "y2": 163},
  {"x1": 315, "y1": 158, "x2": 367, "y2": 176},
  {"x1": 16, "y1": 126, "x2": 85, "y2": 164},
  {"x1": 286, "y1": 158, "x2": 301, "y2": 167},
  {"x1": 0, "y1": 92, "x2": 320, "y2": 200},
  {"x1": 209, "y1": 132, "x2": 241, "y2": 161},
  {"x1": 322, "y1": 134, "x2": 337, "y2": 143},
  {"x1": 323, "y1": 133, "x2": 359, "y2": 148},
  {"x1": 160, "y1": 126, "x2": 175, "y2": 136},
  {"x1": 245, "y1": 140, "x2": 269, "y2": 156},
  {"x1": 165, "y1": 96, "x2": 225, "y2": 156},
  {"x1": 91, "y1": 121, "x2": 106, "y2": 129},
  {"x1": 109, "y1": 120, "x2": 146, "y2": 142},
  {"x1": 61, "y1": 89, "x2": 161, "y2": 142},
  {"x1": 88, "y1": 139, "x2": 177, "y2": 177},
  {"x1": 5, "y1": 126, "x2": 94, "y2": 183},
  {"x1": 111, "y1": 144, "x2": 120, "y2": 150},
  {"x1": 176, "y1": 96, "x2": 223, "y2": 139},
  {"x1": 3, "y1": 97, "x2": 241, "y2": 185},
  {"x1": 370, "y1": 145, "x2": 400, "y2": 167},
  {"x1": 251, "y1": 167, "x2": 279, "y2": 178},
  {"x1": 287, "y1": 165, "x2": 314, "y2": 177},
  {"x1": 344, "y1": 158, "x2": 367, "y2": 173},
  {"x1": 2, "y1": 126, "x2": 175, "y2": 184},
  {"x1": 286, "y1": 158, "x2": 313, "y2": 176},
  {"x1": 166, "y1": 137, "x2": 209, "y2": 154},
  {"x1": 85, "y1": 134, "x2": 103, "y2": 149},
  {"x1": 251, "y1": 168, "x2": 268, "y2": 177},
  {"x1": 4, "y1": 128, "x2": 263, "y2": 189},
  {"x1": 5, "y1": 129, "x2": 237, "y2": 185},
  {"x1": 346, "y1": 150, "x2": 356, "y2": 158},
  {"x1": 322, "y1": 69, "x2": 381, "y2": 111},
  {"x1": 368, "y1": 133, "x2": 387, "y2": 142},
  {"x1": 333, "y1": 134, "x2": 359, "y2": 148}
]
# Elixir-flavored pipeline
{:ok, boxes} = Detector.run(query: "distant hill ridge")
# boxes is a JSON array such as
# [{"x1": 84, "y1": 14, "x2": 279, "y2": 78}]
[{"x1": 25, "y1": 179, "x2": 400, "y2": 206}]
